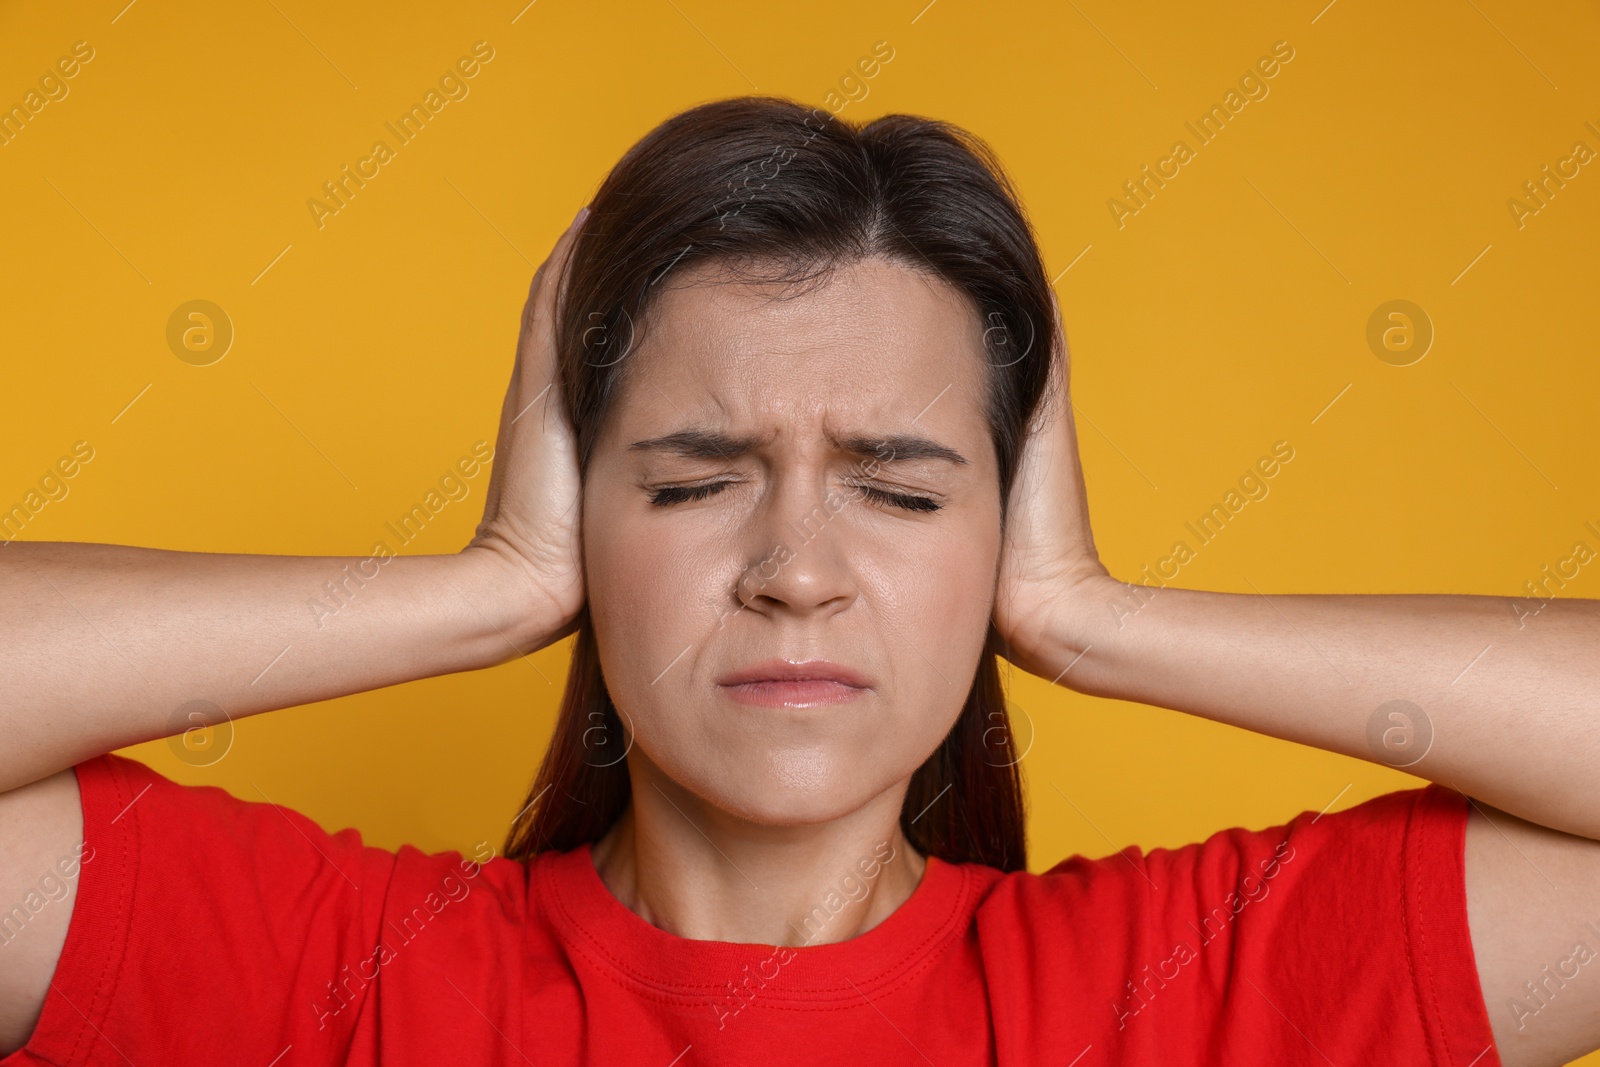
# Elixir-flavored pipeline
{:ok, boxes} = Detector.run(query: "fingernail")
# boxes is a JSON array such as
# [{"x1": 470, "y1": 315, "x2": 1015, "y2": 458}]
[{"x1": 572, "y1": 206, "x2": 590, "y2": 230}]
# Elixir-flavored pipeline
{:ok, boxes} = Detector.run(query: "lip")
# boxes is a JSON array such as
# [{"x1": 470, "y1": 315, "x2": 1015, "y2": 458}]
[
  {"x1": 716, "y1": 658, "x2": 873, "y2": 688},
  {"x1": 716, "y1": 659, "x2": 873, "y2": 708}
]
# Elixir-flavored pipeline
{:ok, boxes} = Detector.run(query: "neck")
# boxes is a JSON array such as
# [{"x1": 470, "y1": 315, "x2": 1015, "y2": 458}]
[{"x1": 590, "y1": 761, "x2": 927, "y2": 947}]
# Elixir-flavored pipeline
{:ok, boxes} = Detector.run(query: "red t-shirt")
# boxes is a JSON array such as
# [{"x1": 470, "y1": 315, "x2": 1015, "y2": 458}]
[{"x1": 4, "y1": 753, "x2": 1501, "y2": 1065}]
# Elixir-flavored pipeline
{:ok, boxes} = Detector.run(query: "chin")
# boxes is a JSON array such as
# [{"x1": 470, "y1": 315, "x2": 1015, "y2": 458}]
[
  {"x1": 714, "y1": 789, "x2": 869, "y2": 829},
  {"x1": 683, "y1": 746, "x2": 890, "y2": 828}
]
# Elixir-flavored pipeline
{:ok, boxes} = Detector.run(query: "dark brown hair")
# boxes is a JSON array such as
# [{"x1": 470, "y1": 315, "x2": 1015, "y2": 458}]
[{"x1": 503, "y1": 95, "x2": 1058, "y2": 872}]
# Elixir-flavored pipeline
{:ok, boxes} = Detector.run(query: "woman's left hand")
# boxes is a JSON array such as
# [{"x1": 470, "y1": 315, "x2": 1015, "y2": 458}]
[{"x1": 992, "y1": 291, "x2": 1116, "y2": 681}]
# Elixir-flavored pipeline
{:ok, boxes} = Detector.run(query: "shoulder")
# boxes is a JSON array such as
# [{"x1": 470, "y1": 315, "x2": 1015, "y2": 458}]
[
  {"x1": 70, "y1": 750, "x2": 531, "y2": 933},
  {"x1": 17, "y1": 752, "x2": 532, "y2": 1066},
  {"x1": 971, "y1": 783, "x2": 1461, "y2": 912},
  {"x1": 953, "y1": 785, "x2": 1493, "y2": 1064}
]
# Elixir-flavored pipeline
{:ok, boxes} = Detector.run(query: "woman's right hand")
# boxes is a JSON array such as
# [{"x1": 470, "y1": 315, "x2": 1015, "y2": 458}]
[{"x1": 466, "y1": 206, "x2": 590, "y2": 644}]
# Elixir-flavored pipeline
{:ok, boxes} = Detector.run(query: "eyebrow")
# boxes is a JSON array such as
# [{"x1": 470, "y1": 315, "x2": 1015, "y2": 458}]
[{"x1": 627, "y1": 428, "x2": 969, "y2": 466}]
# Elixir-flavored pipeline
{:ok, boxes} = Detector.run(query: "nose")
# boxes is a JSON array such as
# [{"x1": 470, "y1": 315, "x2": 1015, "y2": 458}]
[{"x1": 733, "y1": 476, "x2": 859, "y2": 618}]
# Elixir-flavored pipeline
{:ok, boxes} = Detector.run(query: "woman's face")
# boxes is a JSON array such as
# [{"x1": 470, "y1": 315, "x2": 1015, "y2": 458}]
[{"x1": 582, "y1": 255, "x2": 1002, "y2": 827}]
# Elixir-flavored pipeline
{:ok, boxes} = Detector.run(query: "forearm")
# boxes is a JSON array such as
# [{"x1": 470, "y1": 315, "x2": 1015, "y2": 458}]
[
  {"x1": 1036, "y1": 579, "x2": 1600, "y2": 840},
  {"x1": 0, "y1": 541, "x2": 560, "y2": 793}
]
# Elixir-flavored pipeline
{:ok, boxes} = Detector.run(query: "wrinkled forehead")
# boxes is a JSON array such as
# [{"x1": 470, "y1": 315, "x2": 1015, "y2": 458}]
[{"x1": 594, "y1": 256, "x2": 992, "y2": 450}]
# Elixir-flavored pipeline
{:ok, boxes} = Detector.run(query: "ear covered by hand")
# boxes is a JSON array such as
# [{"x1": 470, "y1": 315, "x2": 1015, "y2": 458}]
[
  {"x1": 467, "y1": 206, "x2": 590, "y2": 643},
  {"x1": 993, "y1": 289, "x2": 1117, "y2": 681}
]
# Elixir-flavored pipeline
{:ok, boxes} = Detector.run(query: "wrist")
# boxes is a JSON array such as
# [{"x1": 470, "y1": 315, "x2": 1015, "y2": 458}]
[
  {"x1": 452, "y1": 541, "x2": 578, "y2": 666},
  {"x1": 1003, "y1": 567, "x2": 1124, "y2": 690},
  {"x1": 1053, "y1": 571, "x2": 1200, "y2": 699}
]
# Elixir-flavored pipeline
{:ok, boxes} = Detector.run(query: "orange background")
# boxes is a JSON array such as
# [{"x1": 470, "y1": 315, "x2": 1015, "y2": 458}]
[{"x1": 3, "y1": 1, "x2": 1597, "y2": 1057}]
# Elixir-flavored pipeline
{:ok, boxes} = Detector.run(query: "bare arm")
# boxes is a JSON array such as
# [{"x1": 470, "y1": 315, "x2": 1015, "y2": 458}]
[
  {"x1": 0, "y1": 205, "x2": 590, "y2": 1056},
  {"x1": 0, "y1": 541, "x2": 555, "y2": 794},
  {"x1": 993, "y1": 293, "x2": 1600, "y2": 1065},
  {"x1": 1465, "y1": 801, "x2": 1600, "y2": 1067},
  {"x1": 1018, "y1": 583, "x2": 1600, "y2": 843}
]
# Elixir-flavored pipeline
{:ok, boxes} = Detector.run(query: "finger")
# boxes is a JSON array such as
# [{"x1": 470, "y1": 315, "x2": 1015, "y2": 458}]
[
  {"x1": 1024, "y1": 290, "x2": 1069, "y2": 438},
  {"x1": 1049, "y1": 290, "x2": 1068, "y2": 387},
  {"x1": 513, "y1": 209, "x2": 586, "y2": 392},
  {"x1": 529, "y1": 207, "x2": 585, "y2": 289},
  {"x1": 521, "y1": 211, "x2": 589, "y2": 438},
  {"x1": 484, "y1": 208, "x2": 588, "y2": 525},
  {"x1": 1030, "y1": 294, "x2": 1096, "y2": 526},
  {"x1": 524, "y1": 207, "x2": 588, "y2": 328}
]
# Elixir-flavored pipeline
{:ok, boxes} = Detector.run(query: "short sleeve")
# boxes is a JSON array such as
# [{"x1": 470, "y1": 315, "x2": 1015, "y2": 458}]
[
  {"x1": 3, "y1": 753, "x2": 401, "y2": 1066},
  {"x1": 978, "y1": 784, "x2": 1502, "y2": 1065},
  {"x1": 1150, "y1": 782, "x2": 1501, "y2": 1066},
  {"x1": 1228, "y1": 782, "x2": 1500, "y2": 1067}
]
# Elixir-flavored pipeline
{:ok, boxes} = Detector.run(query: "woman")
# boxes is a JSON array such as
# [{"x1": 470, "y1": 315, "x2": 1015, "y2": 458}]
[{"x1": 1, "y1": 96, "x2": 1596, "y2": 1066}]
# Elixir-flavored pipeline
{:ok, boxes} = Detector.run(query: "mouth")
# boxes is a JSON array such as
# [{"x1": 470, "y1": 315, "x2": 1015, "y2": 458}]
[{"x1": 716, "y1": 659, "x2": 873, "y2": 708}]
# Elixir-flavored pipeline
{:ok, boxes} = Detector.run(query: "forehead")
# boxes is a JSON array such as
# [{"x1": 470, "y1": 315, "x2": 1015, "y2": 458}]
[{"x1": 599, "y1": 256, "x2": 990, "y2": 442}]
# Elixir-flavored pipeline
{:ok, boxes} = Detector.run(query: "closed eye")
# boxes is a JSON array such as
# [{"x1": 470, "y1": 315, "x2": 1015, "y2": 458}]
[
  {"x1": 647, "y1": 481, "x2": 943, "y2": 513},
  {"x1": 853, "y1": 485, "x2": 943, "y2": 513},
  {"x1": 648, "y1": 482, "x2": 732, "y2": 506}
]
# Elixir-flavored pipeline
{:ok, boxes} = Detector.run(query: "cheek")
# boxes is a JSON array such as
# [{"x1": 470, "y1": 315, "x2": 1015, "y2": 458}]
[
  {"x1": 852, "y1": 514, "x2": 1000, "y2": 731},
  {"x1": 581, "y1": 483, "x2": 757, "y2": 783},
  {"x1": 582, "y1": 488, "x2": 727, "y2": 679},
  {"x1": 857, "y1": 525, "x2": 995, "y2": 651}
]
